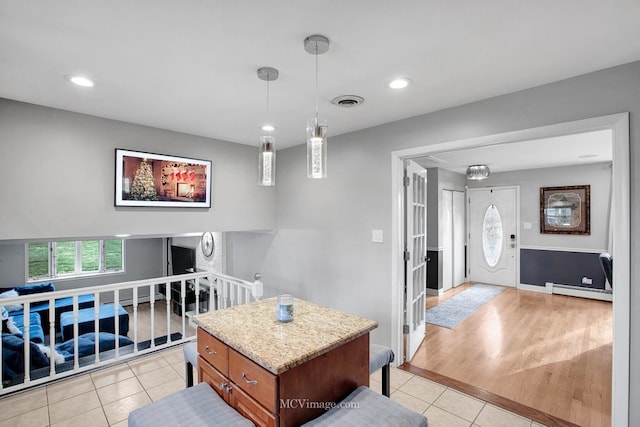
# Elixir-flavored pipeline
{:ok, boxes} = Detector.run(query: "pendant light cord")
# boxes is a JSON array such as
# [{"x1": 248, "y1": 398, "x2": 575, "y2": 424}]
[{"x1": 266, "y1": 78, "x2": 270, "y2": 115}]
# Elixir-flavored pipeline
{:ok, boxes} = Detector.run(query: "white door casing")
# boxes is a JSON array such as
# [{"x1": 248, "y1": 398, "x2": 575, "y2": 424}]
[
  {"x1": 391, "y1": 113, "x2": 629, "y2": 425},
  {"x1": 467, "y1": 187, "x2": 519, "y2": 287},
  {"x1": 405, "y1": 160, "x2": 427, "y2": 361}
]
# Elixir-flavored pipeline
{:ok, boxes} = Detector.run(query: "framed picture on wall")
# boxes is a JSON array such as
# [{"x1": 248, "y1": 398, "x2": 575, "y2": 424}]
[
  {"x1": 540, "y1": 185, "x2": 590, "y2": 235},
  {"x1": 115, "y1": 149, "x2": 212, "y2": 208}
]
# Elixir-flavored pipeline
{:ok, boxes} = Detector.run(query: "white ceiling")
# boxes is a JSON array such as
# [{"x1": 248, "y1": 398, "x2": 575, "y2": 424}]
[
  {"x1": 414, "y1": 129, "x2": 613, "y2": 174},
  {"x1": 1, "y1": 1, "x2": 639, "y2": 150}
]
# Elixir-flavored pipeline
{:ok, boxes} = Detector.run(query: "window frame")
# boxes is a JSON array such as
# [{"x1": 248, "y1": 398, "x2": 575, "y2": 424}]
[{"x1": 26, "y1": 239, "x2": 125, "y2": 283}]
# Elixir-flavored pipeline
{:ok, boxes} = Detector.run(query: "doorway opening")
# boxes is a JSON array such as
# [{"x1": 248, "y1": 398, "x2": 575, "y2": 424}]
[{"x1": 390, "y1": 113, "x2": 630, "y2": 425}]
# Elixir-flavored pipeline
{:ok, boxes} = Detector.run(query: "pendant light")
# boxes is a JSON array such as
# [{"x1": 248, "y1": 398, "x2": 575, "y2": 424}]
[
  {"x1": 257, "y1": 67, "x2": 278, "y2": 186},
  {"x1": 304, "y1": 35, "x2": 330, "y2": 179},
  {"x1": 466, "y1": 164, "x2": 490, "y2": 180}
]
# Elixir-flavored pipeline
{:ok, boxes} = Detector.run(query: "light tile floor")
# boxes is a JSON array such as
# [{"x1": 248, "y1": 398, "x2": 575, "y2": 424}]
[{"x1": 0, "y1": 345, "x2": 547, "y2": 426}]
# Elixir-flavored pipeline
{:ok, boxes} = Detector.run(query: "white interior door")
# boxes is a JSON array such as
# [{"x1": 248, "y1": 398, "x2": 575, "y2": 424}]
[
  {"x1": 468, "y1": 187, "x2": 518, "y2": 287},
  {"x1": 452, "y1": 190, "x2": 466, "y2": 286},
  {"x1": 441, "y1": 190, "x2": 453, "y2": 292},
  {"x1": 405, "y1": 160, "x2": 427, "y2": 360}
]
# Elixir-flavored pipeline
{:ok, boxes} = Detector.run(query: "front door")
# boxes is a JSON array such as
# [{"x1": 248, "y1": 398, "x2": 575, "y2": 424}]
[{"x1": 467, "y1": 187, "x2": 518, "y2": 287}]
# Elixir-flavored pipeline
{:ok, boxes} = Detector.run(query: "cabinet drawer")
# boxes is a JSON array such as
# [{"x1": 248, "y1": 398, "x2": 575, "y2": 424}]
[
  {"x1": 229, "y1": 349, "x2": 278, "y2": 412},
  {"x1": 197, "y1": 328, "x2": 229, "y2": 375},
  {"x1": 232, "y1": 381, "x2": 277, "y2": 427},
  {"x1": 198, "y1": 356, "x2": 229, "y2": 400}
]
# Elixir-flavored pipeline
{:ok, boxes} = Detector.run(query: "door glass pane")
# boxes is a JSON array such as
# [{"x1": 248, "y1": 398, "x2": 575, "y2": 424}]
[{"x1": 482, "y1": 205, "x2": 502, "y2": 267}]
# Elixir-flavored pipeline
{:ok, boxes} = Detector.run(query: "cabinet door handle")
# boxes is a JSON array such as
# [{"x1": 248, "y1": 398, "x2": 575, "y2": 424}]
[
  {"x1": 241, "y1": 372, "x2": 258, "y2": 385},
  {"x1": 204, "y1": 345, "x2": 217, "y2": 355}
]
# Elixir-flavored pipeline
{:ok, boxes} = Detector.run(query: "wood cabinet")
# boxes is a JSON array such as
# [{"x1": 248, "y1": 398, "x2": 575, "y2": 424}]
[
  {"x1": 197, "y1": 327, "x2": 370, "y2": 426},
  {"x1": 198, "y1": 328, "x2": 277, "y2": 426}
]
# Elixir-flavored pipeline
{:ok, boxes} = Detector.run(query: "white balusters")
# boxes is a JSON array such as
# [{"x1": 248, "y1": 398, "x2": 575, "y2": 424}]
[
  {"x1": 133, "y1": 287, "x2": 139, "y2": 354},
  {"x1": 0, "y1": 270, "x2": 260, "y2": 395}
]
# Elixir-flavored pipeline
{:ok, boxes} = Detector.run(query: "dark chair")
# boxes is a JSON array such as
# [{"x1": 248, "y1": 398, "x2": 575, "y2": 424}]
[{"x1": 599, "y1": 252, "x2": 613, "y2": 288}]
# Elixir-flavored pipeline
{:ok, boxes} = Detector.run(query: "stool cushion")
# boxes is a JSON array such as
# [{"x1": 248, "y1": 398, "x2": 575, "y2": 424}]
[
  {"x1": 302, "y1": 386, "x2": 428, "y2": 426},
  {"x1": 128, "y1": 382, "x2": 253, "y2": 427},
  {"x1": 183, "y1": 341, "x2": 198, "y2": 367},
  {"x1": 59, "y1": 304, "x2": 129, "y2": 341},
  {"x1": 369, "y1": 344, "x2": 394, "y2": 373}
]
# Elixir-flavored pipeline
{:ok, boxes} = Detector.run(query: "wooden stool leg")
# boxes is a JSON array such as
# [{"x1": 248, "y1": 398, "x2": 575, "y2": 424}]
[{"x1": 382, "y1": 364, "x2": 390, "y2": 397}]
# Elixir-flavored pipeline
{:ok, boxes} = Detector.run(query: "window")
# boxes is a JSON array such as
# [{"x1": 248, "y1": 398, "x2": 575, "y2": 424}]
[
  {"x1": 482, "y1": 205, "x2": 502, "y2": 268},
  {"x1": 27, "y1": 239, "x2": 124, "y2": 281}
]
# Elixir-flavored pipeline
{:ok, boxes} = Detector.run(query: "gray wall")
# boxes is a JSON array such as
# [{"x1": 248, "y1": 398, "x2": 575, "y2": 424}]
[
  {"x1": 468, "y1": 162, "x2": 612, "y2": 250},
  {"x1": 228, "y1": 61, "x2": 640, "y2": 423},
  {"x1": 0, "y1": 99, "x2": 277, "y2": 241},
  {"x1": 0, "y1": 238, "x2": 163, "y2": 290}
]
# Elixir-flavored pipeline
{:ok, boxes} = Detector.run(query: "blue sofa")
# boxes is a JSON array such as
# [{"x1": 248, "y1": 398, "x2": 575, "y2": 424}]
[
  {"x1": 2, "y1": 332, "x2": 134, "y2": 385},
  {"x1": 0, "y1": 282, "x2": 95, "y2": 334},
  {"x1": 10, "y1": 312, "x2": 45, "y2": 344}
]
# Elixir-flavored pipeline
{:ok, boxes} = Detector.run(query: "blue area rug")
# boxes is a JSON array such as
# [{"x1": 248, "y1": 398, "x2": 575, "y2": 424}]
[{"x1": 426, "y1": 284, "x2": 506, "y2": 329}]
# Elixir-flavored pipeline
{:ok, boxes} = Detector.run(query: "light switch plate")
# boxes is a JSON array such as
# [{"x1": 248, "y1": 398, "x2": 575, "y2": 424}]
[
  {"x1": 523, "y1": 222, "x2": 532, "y2": 230},
  {"x1": 372, "y1": 229, "x2": 383, "y2": 243}
]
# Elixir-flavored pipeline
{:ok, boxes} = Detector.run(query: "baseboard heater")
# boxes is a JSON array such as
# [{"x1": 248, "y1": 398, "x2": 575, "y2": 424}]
[{"x1": 549, "y1": 283, "x2": 613, "y2": 302}]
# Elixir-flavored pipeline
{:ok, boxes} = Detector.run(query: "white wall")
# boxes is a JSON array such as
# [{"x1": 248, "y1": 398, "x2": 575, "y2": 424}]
[{"x1": 0, "y1": 99, "x2": 277, "y2": 241}]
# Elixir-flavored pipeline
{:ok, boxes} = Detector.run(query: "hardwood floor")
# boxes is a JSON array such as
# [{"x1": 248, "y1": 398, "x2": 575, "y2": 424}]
[{"x1": 406, "y1": 283, "x2": 612, "y2": 427}]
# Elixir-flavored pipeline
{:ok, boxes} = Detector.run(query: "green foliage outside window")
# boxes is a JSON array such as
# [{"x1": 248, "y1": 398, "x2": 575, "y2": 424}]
[{"x1": 27, "y1": 239, "x2": 124, "y2": 281}]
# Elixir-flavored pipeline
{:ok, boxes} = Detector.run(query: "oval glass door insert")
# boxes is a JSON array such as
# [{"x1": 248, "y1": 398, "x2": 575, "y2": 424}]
[{"x1": 482, "y1": 205, "x2": 503, "y2": 267}]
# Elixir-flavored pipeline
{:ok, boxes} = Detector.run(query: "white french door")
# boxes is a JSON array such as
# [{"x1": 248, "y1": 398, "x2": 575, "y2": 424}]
[
  {"x1": 404, "y1": 160, "x2": 427, "y2": 360},
  {"x1": 467, "y1": 187, "x2": 519, "y2": 287}
]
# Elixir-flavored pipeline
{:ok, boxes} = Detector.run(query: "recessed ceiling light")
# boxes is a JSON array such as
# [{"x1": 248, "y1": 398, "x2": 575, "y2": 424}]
[
  {"x1": 578, "y1": 154, "x2": 598, "y2": 159},
  {"x1": 66, "y1": 75, "x2": 95, "y2": 88},
  {"x1": 389, "y1": 78, "x2": 411, "y2": 89},
  {"x1": 261, "y1": 124, "x2": 276, "y2": 132}
]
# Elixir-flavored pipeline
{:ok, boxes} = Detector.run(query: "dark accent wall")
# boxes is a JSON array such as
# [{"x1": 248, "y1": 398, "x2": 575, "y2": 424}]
[
  {"x1": 426, "y1": 250, "x2": 442, "y2": 292},
  {"x1": 520, "y1": 248, "x2": 606, "y2": 289}
]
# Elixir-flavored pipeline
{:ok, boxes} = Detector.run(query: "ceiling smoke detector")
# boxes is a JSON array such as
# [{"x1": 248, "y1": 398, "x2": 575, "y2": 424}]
[{"x1": 331, "y1": 95, "x2": 364, "y2": 108}]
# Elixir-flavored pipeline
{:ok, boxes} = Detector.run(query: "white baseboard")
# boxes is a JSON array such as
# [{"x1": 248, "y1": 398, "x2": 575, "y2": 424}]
[
  {"x1": 118, "y1": 293, "x2": 163, "y2": 307},
  {"x1": 426, "y1": 288, "x2": 443, "y2": 296},
  {"x1": 550, "y1": 283, "x2": 613, "y2": 302},
  {"x1": 518, "y1": 283, "x2": 550, "y2": 294}
]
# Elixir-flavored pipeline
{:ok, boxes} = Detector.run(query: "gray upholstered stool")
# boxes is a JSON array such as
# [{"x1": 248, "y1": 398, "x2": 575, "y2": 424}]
[
  {"x1": 128, "y1": 382, "x2": 253, "y2": 427},
  {"x1": 183, "y1": 341, "x2": 198, "y2": 387},
  {"x1": 370, "y1": 344, "x2": 394, "y2": 397},
  {"x1": 301, "y1": 385, "x2": 428, "y2": 426}
]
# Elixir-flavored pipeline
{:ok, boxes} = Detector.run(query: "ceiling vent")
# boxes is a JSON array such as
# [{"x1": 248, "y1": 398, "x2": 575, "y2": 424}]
[{"x1": 331, "y1": 95, "x2": 364, "y2": 108}]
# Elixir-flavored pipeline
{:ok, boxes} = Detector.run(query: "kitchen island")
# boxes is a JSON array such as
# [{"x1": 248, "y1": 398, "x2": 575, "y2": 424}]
[{"x1": 194, "y1": 297, "x2": 378, "y2": 426}]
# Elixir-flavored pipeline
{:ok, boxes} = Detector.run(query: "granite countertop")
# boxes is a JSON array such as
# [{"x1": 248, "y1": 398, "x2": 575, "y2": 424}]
[{"x1": 193, "y1": 297, "x2": 378, "y2": 375}]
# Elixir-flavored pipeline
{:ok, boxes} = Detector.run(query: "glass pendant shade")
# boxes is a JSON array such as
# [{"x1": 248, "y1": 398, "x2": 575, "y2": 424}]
[
  {"x1": 466, "y1": 164, "x2": 490, "y2": 180},
  {"x1": 258, "y1": 136, "x2": 276, "y2": 186},
  {"x1": 306, "y1": 117, "x2": 327, "y2": 179}
]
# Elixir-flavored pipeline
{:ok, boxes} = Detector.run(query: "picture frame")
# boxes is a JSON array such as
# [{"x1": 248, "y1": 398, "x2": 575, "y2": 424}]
[
  {"x1": 115, "y1": 149, "x2": 212, "y2": 208},
  {"x1": 540, "y1": 185, "x2": 590, "y2": 235}
]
